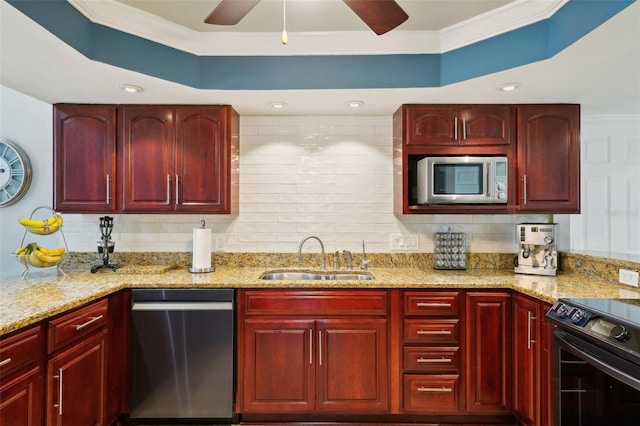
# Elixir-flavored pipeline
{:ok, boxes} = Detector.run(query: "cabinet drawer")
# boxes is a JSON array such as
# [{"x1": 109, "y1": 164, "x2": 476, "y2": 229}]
[
  {"x1": 0, "y1": 325, "x2": 43, "y2": 378},
  {"x1": 242, "y1": 290, "x2": 388, "y2": 316},
  {"x1": 404, "y1": 291, "x2": 460, "y2": 316},
  {"x1": 404, "y1": 346, "x2": 459, "y2": 373},
  {"x1": 47, "y1": 298, "x2": 109, "y2": 353},
  {"x1": 404, "y1": 319, "x2": 459, "y2": 344},
  {"x1": 403, "y1": 374, "x2": 460, "y2": 413}
]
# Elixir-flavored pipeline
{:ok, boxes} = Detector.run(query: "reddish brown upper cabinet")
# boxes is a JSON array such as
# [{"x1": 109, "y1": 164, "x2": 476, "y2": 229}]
[
  {"x1": 120, "y1": 105, "x2": 238, "y2": 213},
  {"x1": 516, "y1": 104, "x2": 580, "y2": 213},
  {"x1": 512, "y1": 293, "x2": 554, "y2": 426},
  {"x1": 54, "y1": 105, "x2": 117, "y2": 212},
  {"x1": 393, "y1": 104, "x2": 517, "y2": 215},
  {"x1": 403, "y1": 105, "x2": 512, "y2": 146},
  {"x1": 54, "y1": 104, "x2": 239, "y2": 214}
]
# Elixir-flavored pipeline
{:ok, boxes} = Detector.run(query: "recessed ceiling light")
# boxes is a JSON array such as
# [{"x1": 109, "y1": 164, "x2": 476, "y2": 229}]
[
  {"x1": 120, "y1": 84, "x2": 143, "y2": 93},
  {"x1": 268, "y1": 102, "x2": 287, "y2": 109},
  {"x1": 497, "y1": 83, "x2": 520, "y2": 92},
  {"x1": 346, "y1": 101, "x2": 364, "y2": 108}
]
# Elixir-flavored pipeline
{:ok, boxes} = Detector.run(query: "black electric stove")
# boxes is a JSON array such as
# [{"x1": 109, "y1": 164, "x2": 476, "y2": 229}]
[{"x1": 547, "y1": 298, "x2": 640, "y2": 365}]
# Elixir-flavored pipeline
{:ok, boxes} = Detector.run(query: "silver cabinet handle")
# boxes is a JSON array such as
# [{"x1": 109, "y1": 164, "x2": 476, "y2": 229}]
[
  {"x1": 417, "y1": 330, "x2": 451, "y2": 335},
  {"x1": 417, "y1": 386, "x2": 453, "y2": 392},
  {"x1": 462, "y1": 118, "x2": 467, "y2": 140},
  {"x1": 454, "y1": 117, "x2": 458, "y2": 140},
  {"x1": 105, "y1": 174, "x2": 111, "y2": 205},
  {"x1": 527, "y1": 311, "x2": 536, "y2": 349},
  {"x1": 53, "y1": 368, "x2": 63, "y2": 415},
  {"x1": 166, "y1": 174, "x2": 171, "y2": 204},
  {"x1": 175, "y1": 174, "x2": 179, "y2": 205},
  {"x1": 522, "y1": 174, "x2": 527, "y2": 205},
  {"x1": 318, "y1": 330, "x2": 323, "y2": 366},
  {"x1": 416, "y1": 302, "x2": 451, "y2": 307},
  {"x1": 0, "y1": 358, "x2": 11, "y2": 367},
  {"x1": 417, "y1": 357, "x2": 451, "y2": 363},
  {"x1": 74, "y1": 315, "x2": 103, "y2": 331},
  {"x1": 309, "y1": 328, "x2": 313, "y2": 365}
]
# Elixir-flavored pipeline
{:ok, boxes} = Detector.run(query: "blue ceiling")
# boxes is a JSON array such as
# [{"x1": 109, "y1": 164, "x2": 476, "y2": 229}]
[{"x1": 7, "y1": 0, "x2": 635, "y2": 90}]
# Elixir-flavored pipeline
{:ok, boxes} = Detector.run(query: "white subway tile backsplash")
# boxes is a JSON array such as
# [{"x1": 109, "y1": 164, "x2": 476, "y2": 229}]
[{"x1": 57, "y1": 115, "x2": 549, "y2": 255}]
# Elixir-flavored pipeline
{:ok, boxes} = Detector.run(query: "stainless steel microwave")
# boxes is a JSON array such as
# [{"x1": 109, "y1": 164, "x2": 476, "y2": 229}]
[{"x1": 416, "y1": 156, "x2": 508, "y2": 204}]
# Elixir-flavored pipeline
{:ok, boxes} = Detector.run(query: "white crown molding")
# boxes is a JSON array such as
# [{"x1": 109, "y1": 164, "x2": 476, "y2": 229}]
[{"x1": 69, "y1": 0, "x2": 568, "y2": 56}]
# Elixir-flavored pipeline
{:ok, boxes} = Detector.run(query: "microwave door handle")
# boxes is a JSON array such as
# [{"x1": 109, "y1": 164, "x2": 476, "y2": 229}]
[{"x1": 486, "y1": 162, "x2": 493, "y2": 199}]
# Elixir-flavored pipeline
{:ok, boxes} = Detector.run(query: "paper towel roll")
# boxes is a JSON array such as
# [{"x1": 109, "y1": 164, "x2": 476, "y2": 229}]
[{"x1": 192, "y1": 227, "x2": 212, "y2": 270}]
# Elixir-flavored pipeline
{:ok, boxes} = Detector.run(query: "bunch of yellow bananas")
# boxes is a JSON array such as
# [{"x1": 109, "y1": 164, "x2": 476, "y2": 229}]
[
  {"x1": 15, "y1": 242, "x2": 66, "y2": 268},
  {"x1": 18, "y1": 213, "x2": 64, "y2": 235}
]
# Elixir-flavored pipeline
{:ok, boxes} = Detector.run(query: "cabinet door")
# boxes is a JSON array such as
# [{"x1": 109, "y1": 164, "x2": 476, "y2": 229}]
[
  {"x1": 465, "y1": 292, "x2": 511, "y2": 414},
  {"x1": 539, "y1": 302, "x2": 554, "y2": 426},
  {"x1": 405, "y1": 106, "x2": 458, "y2": 145},
  {"x1": 516, "y1": 105, "x2": 580, "y2": 212},
  {"x1": 0, "y1": 367, "x2": 44, "y2": 426},
  {"x1": 317, "y1": 319, "x2": 389, "y2": 413},
  {"x1": 54, "y1": 105, "x2": 117, "y2": 212},
  {"x1": 242, "y1": 319, "x2": 315, "y2": 413},
  {"x1": 120, "y1": 106, "x2": 175, "y2": 211},
  {"x1": 512, "y1": 294, "x2": 544, "y2": 426},
  {"x1": 459, "y1": 106, "x2": 512, "y2": 145},
  {"x1": 174, "y1": 106, "x2": 230, "y2": 212},
  {"x1": 46, "y1": 330, "x2": 107, "y2": 426}
]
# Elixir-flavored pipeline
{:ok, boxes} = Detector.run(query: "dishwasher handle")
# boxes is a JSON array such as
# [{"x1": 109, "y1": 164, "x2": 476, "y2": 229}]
[{"x1": 132, "y1": 301, "x2": 233, "y2": 311}]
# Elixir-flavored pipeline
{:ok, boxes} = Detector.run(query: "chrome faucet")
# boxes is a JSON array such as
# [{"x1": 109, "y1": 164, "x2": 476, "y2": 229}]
[
  {"x1": 360, "y1": 240, "x2": 371, "y2": 270},
  {"x1": 298, "y1": 236, "x2": 326, "y2": 270},
  {"x1": 343, "y1": 250, "x2": 353, "y2": 270}
]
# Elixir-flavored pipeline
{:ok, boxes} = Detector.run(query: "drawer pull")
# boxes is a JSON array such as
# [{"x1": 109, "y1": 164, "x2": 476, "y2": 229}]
[
  {"x1": 0, "y1": 358, "x2": 12, "y2": 367},
  {"x1": 417, "y1": 357, "x2": 451, "y2": 363},
  {"x1": 53, "y1": 369, "x2": 63, "y2": 415},
  {"x1": 417, "y1": 329, "x2": 451, "y2": 335},
  {"x1": 417, "y1": 386, "x2": 453, "y2": 393},
  {"x1": 74, "y1": 315, "x2": 104, "y2": 331},
  {"x1": 416, "y1": 302, "x2": 452, "y2": 307}
]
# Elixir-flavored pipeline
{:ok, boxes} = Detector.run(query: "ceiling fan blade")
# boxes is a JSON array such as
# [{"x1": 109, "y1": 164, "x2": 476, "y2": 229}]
[
  {"x1": 205, "y1": 0, "x2": 261, "y2": 25},
  {"x1": 343, "y1": 0, "x2": 409, "y2": 35}
]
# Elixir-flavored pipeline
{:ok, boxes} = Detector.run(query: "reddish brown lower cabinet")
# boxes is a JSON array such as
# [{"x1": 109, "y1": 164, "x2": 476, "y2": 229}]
[
  {"x1": 46, "y1": 330, "x2": 107, "y2": 426},
  {"x1": 238, "y1": 290, "x2": 389, "y2": 416},
  {"x1": 0, "y1": 325, "x2": 45, "y2": 426},
  {"x1": 512, "y1": 293, "x2": 554, "y2": 426},
  {"x1": 465, "y1": 291, "x2": 512, "y2": 414}
]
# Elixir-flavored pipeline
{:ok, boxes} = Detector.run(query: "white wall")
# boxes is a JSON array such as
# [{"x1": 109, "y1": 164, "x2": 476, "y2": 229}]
[{"x1": 3, "y1": 86, "x2": 638, "y2": 277}]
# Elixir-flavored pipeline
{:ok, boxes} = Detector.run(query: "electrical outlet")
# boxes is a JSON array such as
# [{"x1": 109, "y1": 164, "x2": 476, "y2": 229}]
[
  {"x1": 214, "y1": 234, "x2": 226, "y2": 252},
  {"x1": 619, "y1": 269, "x2": 639, "y2": 287},
  {"x1": 390, "y1": 234, "x2": 419, "y2": 251}
]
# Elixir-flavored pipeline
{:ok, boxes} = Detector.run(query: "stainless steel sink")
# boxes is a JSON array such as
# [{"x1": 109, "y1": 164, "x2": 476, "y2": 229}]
[
  {"x1": 260, "y1": 271, "x2": 373, "y2": 281},
  {"x1": 260, "y1": 272, "x2": 323, "y2": 280},
  {"x1": 323, "y1": 273, "x2": 373, "y2": 281}
]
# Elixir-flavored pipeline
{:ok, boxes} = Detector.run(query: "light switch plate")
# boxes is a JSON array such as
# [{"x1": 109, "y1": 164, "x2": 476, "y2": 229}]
[
  {"x1": 390, "y1": 234, "x2": 419, "y2": 251},
  {"x1": 214, "y1": 234, "x2": 226, "y2": 252},
  {"x1": 619, "y1": 269, "x2": 639, "y2": 287}
]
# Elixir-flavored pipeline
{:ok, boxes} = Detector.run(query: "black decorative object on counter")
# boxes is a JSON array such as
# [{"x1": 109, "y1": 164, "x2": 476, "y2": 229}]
[{"x1": 91, "y1": 216, "x2": 118, "y2": 273}]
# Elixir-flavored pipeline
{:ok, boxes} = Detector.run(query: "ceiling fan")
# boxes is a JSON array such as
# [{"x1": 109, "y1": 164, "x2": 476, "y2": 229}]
[{"x1": 204, "y1": 0, "x2": 409, "y2": 35}]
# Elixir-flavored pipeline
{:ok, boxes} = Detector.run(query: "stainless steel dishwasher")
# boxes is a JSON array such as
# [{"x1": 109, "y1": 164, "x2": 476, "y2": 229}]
[{"x1": 129, "y1": 288, "x2": 235, "y2": 423}]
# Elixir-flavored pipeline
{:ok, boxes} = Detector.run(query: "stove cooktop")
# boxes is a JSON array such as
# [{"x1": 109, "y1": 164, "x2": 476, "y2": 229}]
[{"x1": 547, "y1": 298, "x2": 640, "y2": 364}]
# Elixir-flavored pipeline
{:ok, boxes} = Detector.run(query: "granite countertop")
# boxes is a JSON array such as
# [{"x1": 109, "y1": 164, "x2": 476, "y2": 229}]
[{"x1": 2, "y1": 265, "x2": 639, "y2": 336}]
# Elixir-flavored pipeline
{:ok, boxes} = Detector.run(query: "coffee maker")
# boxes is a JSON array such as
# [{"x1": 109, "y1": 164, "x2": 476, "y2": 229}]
[{"x1": 514, "y1": 223, "x2": 558, "y2": 276}]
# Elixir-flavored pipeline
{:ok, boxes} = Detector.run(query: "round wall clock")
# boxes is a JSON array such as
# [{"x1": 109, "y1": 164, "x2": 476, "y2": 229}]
[{"x1": 0, "y1": 138, "x2": 32, "y2": 207}]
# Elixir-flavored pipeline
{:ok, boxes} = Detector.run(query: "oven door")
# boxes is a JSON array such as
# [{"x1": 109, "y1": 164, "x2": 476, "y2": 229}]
[{"x1": 554, "y1": 328, "x2": 640, "y2": 426}]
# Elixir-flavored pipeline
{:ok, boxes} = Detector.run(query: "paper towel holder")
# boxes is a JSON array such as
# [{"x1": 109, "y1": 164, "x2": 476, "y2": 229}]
[{"x1": 188, "y1": 220, "x2": 215, "y2": 273}]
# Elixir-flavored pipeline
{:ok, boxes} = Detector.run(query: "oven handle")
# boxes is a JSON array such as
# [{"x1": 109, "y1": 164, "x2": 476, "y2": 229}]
[{"x1": 555, "y1": 329, "x2": 640, "y2": 391}]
